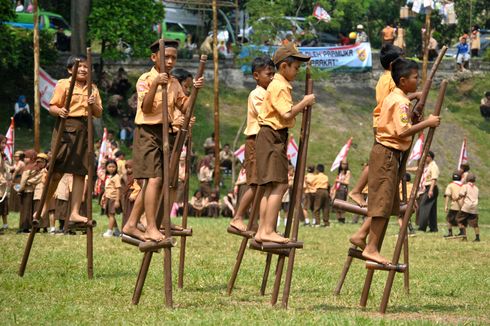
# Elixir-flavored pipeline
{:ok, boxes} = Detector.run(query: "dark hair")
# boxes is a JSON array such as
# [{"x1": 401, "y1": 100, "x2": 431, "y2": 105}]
[
  {"x1": 316, "y1": 164, "x2": 325, "y2": 173},
  {"x1": 452, "y1": 170, "x2": 462, "y2": 181},
  {"x1": 428, "y1": 151, "x2": 435, "y2": 159},
  {"x1": 391, "y1": 58, "x2": 418, "y2": 86},
  {"x1": 380, "y1": 44, "x2": 403, "y2": 70},
  {"x1": 252, "y1": 56, "x2": 274, "y2": 74},
  {"x1": 485, "y1": 91, "x2": 490, "y2": 97},
  {"x1": 307, "y1": 165, "x2": 315, "y2": 173},
  {"x1": 66, "y1": 54, "x2": 87, "y2": 69},
  {"x1": 460, "y1": 163, "x2": 470, "y2": 172},
  {"x1": 467, "y1": 173, "x2": 476, "y2": 183},
  {"x1": 171, "y1": 68, "x2": 193, "y2": 84},
  {"x1": 105, "y1": 159, "x2": 118, "y2": 176},
  {"x1": 338, "y1": 161, "x2": 349, "y2": 174},
  {"x1": 403, "y1": 173, "x2": 411, "y2": 182},
  {"x1": 275, "y1": 56, "x2": 296, "y2": 70},
  {"x1": 150, "y1": 40, "x2": 179, "y2": 53},
  {"x1": 114, "y1": 151, "x2": 124, "y2": 158}
]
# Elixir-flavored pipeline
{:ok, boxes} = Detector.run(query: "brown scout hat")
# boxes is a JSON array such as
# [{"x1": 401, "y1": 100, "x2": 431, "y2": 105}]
[
  {"x1": 149, "y1": 39, "x2": 180, "y2": 53},
  {"x1": 272, "y1": 42, "x2": 310, "y2": 65}
]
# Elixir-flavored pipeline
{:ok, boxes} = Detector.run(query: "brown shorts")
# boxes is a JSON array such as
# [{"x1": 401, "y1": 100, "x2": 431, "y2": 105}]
[
  {"x1": 55, "y1": 199, "x2": 70, "y2": 220},
  {"x1": 132, "y1": 124, "x2": 176, "y2": 179},
  {"x1": 105, "y1": 198, "x2": 121, "y2": 215},
  {"x1": 245, "y1": 135, "x2": 258, "y2": 185},
  {"x1": 256, "y1": 126, "x2": 288, "y2": 185},
  {"x1": 304, "y1": 192, "x2": 316, "y2": 211},
  {"x1": 446, "y1": 209, "x2": 459, "y2": 226},
  {"x1": 52, "y1": 117, "x2": 88, "y2": 176},
  {"x1": 456, "y1": 211, "x2": 479, "y2": 228},
  {"x1": 0, "y1": 196, "x2": 8, "y2": 216},
  {"x1": 367, "y1": 143, "x2": 401, "y2": 218}
]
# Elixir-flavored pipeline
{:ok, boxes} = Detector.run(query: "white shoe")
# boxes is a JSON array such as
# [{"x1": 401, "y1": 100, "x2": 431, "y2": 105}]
[
  {"x1": 103, "y1": 230, "x2": 113, "y2": 238},
  {"x1": 2, "y1": 224, "x2": 8, "y2": 230}
]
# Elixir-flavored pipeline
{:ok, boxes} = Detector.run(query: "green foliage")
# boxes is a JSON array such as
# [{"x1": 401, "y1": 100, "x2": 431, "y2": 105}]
[
  {"x1": 0, "y1": 26, "x2": 58, "y2": 100},
  {"x1": 88, "y1": 0, "x2": 164, "y2": 60},
  {"x1": 0, "y1": 0, "x2": 14, "y2": 22}
]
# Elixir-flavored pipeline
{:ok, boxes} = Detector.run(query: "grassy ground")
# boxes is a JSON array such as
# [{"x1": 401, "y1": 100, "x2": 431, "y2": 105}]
[{"x1": 1, "y1": 211, "x2": 489, "y2": 325}]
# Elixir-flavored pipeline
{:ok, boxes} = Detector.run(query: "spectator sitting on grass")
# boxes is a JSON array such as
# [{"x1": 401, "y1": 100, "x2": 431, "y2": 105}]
[
  {"x1": 14, "y1": 95, "x2": 33, "y2": 130},
  {"x1": 219, "y1": 143, "x2": 233, "y2": 175},
  {"x1": 480, "y1": 91, "x2": 490, "y2": 120}
]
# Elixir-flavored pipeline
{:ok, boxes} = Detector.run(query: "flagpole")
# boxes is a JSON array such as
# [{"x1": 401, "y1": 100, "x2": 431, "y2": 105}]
[{"x1": 33, "y1": 0, "x2": 40, "y2": 152}]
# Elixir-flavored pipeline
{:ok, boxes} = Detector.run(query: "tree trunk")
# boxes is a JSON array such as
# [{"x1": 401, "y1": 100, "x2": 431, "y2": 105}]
[{"x1": 70, "y1": 0, "x2": 90, "y2": 54}]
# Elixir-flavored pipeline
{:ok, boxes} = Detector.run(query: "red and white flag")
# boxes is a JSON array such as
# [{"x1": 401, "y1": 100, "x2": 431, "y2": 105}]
[
  {"x1": 4, "y1": 117, "x2": 14, "y2": 164},
  {"x1": 287, "y1": 137, "x2": 299, "y2": 168},
  {"x1": 313, "y1": 4, "x2": 331, "y2": 23},
  {"x1": 39, "y1": 68, "x2": 57, "y2": 111},
  {"x1": 407, "y1": 133, "x2": 424, "y2": 165},
  {"x1": 234, "y1": 144, "x2": 245, "y2": 163},
  {"x1": 95, "y1": 128, "x2": 114, "y2": 195},
  {"x1": 457, "y1": 138, "x2": 468, "y2": 169},
  {"x1": 331, "y1": 137, "x2": 352, "y2": 171}
]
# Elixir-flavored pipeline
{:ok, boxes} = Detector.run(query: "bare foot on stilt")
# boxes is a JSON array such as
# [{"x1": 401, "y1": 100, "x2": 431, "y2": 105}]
[
  {"x1": 348, "y1": 191, "x2": 367, "y2": 207},
  {"x1": 362, "y1": 248, "x2": 390, "y2": 265},
  {"x1": 143, "y1": 228, "x2": 165, "y2": 242},
  {"x1": 349, "y1": 235, "x2": 367, "y2": 250},
  {"x1": 68, "y1": 213, "x2": 88, "y2": 224},
  {"x1": 229, "y1": 218, "x2": 247, "y2": 232},
  {"x1": 257, "y1": 231, "x2": 289, "y2": 244},
  {"x1": 122, "y1": 224, "x2": 146, "y2": 241}
]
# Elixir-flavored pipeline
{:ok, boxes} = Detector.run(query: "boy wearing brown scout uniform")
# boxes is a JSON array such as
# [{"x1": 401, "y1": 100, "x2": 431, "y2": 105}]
[
  {"x1": 312, "y1": 164, "x2": 330, "y2": 227},
  {"x1": 38, "y1": 55, "x2": 103, "y2": 225},
  {"x1": 304, "y1": 165, "x2": 317, "y2": 225},
  {"x1": 443, "y1": 171, "x2": 463, "y2": 237},
  {"x1": 254, "y1": 43, "x2": 315, "y2": 244},
  {"x1": 456, "y1": 173, "x2": 480, "y2": 242},
  {"x1": 229, "y1": 56, "x2": 275, "y2": 232},
  {"x1": 122, "y1": 39, "x2": 203, "y2": 242},
  {"x1": 349, "y1": 58, "x2": 441, "y2": 264}
]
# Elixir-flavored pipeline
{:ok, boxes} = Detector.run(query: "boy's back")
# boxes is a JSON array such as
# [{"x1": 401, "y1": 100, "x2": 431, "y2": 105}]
[
  {"x1": 445, "y1": 181, "x2": 463, "y2": 210},
  {"x1": 460, "y1": 183, "x2": 478, "y2": 213},
  {"x1": 372, "y1": 71, "x2": 396, "y2": 128},
  {"x1": 258, "y1": 73, "x2": 295, "y2": 130}
]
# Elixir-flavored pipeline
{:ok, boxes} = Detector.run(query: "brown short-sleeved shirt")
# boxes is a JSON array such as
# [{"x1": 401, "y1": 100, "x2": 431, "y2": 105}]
[
  {"x1": 312, "y1": 173, "x2": 329, "y2": 189},
  {"x1": 50, "y1": 78, "x2": 103, "y2": 118},
  {"x1": 134, "y1": 67, "x2": 188, "y2": 125},
  {"x1": 376, "y1": 87, "x2": 412, "y2": 151},
  {"x1": 372, "y1": 70, "x2": 396, "y2": 128},
  {"x1": 104, "y1": 174, "x2": 121, "y2": 200},
  {"x1": 55, "y1": 174, "x2": 72, "y2": 201},
  {"x1": 459, "y1": 182, "x2": 479, "y2": 214},
  {"x1": 244, "y1": 85, "x2": 266, "y2": 136},
  {"x1": 445, "y1": 181, "x2": 463, "y2": 211},
  {"x1": 258, "y1": 73, "x2": 295, "y2": 130}
]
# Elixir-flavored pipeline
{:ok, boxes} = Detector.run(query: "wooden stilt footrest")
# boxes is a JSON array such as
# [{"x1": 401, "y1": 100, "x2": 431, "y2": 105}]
[
  {"x1": 248, "y1": 241, "x2": 290, "y2": 256},
  {"x1": 248, "y1": 239, "x2": 303, "y2": 256},
  {"x1": 348, "y1": 247, "x2": 365, "y2": 260},
  {"x1": 227, "y1": 226, "x2": 254, "y2": 238},
  {"x1": 122, "y1": 234, "x2": 143, "y2": 247},
  {"x1": 333, "y1": 199, "x2": 407, "y2": 216},
  {"x1": 160, "y1": 228, "x2": 193, "y2": 237},
  {"x1": 444, "y1": 235, "x2": 466, "y2": 240},
  {"x1": 365, "y1": 261, "x2": 407, "y2": 273},
  {"x1": 139, "y1": 238, "x2": 177, "y2": 252},
  {"x1": 67, "y1": 220, "x2": 97, "y2": 231}
]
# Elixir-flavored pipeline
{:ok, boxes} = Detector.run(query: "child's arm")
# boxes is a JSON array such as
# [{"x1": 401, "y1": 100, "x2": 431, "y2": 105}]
[
  {"x1": 181, "y1": 77, "x2": 204, "y2": 114},
  {"x1": 399, "y1": 114, "x2": 441, "y2": 138},
  {"x1": 141, "y1": 73, "x2": 168, "y2": 114},
  {"x1": 114, "y1": 187, "x2": 121, "y2": 209},
  {"x1": 280, "y1": 94, "x2": 315, "y2": 120}
]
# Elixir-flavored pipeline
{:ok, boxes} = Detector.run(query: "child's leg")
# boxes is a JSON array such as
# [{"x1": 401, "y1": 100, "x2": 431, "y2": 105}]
[
  {"x1": 255, "y1": 183, "x2": 288, "y2": 243},
  {"x1": 107, "y1": 213, "x2": 116, "y2": 230},
  {"x1": 143, "y1": 177, "x2": 164, "y2": 241},
  {"x1": 349, "y1": 217, "x2": 371, "y2": 249},
  {"x1": 122, "y1": 184, "x2": 145, "y2": 240},
  {"x1": 69, "y1": 175, "x2": 87, "y2": 223},
  {"x1": 362, "y1": 216, "x2": 390, "y2": 264},
  {"x1": 34, "y1": 172, "x2": 63, "y2": 219},
  {"x1": 230, "y1": 185, "x2": 256, "y2": 231},
  {"x1": 2, "y1": 214, "x2": 7, "y2": 227},
  {"x1": 349, "y1": 165, "x2": 369, "y2": 206}
]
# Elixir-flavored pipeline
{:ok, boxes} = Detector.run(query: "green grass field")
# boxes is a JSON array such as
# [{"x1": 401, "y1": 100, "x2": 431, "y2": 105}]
[{"x1": 1, "y1": 211, "x2": 489, "y2": 325}]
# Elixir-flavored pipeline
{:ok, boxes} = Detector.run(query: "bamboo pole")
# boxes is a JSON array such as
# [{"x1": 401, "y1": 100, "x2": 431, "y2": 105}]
[
  {"x1": 86, "y1": 47, "x2": 94, "y2": 279},
  {"x1": 379, "y1": 80, "x2": 448, "y2": 314},
  {"x1": 33, "y1": 0, "x2": 40, "y2": 152},
  {"x1": 178, "y1": 133, "x2": 192, "y2": 289},
  {"x1": 19, "y1": 61, "x2": 80, "y2": 277},
  {"x1": 421, "y1": 8, "x2": 432, "y2": 85},
  {"x1": 212, "y1": 0, "x2": 220, "y2": 194}
]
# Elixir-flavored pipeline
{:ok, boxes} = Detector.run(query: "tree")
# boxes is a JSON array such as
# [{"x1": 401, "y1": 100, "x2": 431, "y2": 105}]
[{"x1": 88, "y1": 0, "x2": 164, "y2": 61}]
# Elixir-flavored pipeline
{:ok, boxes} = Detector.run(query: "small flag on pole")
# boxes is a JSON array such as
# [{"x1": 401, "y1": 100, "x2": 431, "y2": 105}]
[
  {"x1": 287, "y1": 137, "x2": 299, "y2": 168},
  {"x1": 234, "y1": 144, "x2": 245, "y2": 163},
  {"x1": 4, "y1": 117, "x2": 14, "y2": 164},
  {"x1": 331, "y1": 137, "x2": 352, "y2": 172},
  {"x1": 457, "y1": 137, "x2": 468, "y2": 169},
  {"x1": 313, "y1": 4, "x2": 331, "y2": 23},
  {"x1": 407, "y1": 133, "x2": 425, "y2": 165},
  {"x1": 95, "y1": 128, "x2": 114, "y2": 195}
]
